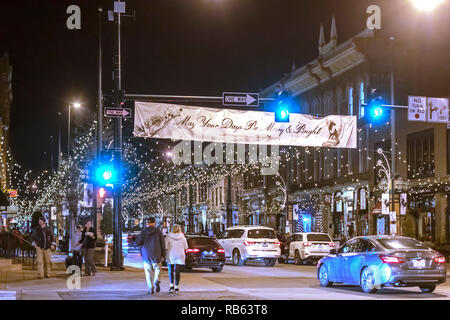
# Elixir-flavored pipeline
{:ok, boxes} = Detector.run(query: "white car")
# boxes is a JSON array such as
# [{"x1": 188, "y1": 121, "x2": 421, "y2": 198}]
[
  {"x1": 216, "y1": 225, "x2": 281, "y2": 267},
  {"x1": 285, "y1": 232, "x2": 336, "y2": 265}
]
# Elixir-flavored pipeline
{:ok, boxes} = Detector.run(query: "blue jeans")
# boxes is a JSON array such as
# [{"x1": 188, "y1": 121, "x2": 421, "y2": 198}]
[{"x1": 167, "y1": 264, "x2": 183, "y2": 286}]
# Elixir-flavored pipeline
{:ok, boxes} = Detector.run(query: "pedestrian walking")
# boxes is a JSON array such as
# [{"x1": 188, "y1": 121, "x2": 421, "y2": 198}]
[
  {"x1": 136, "y1": 217, "x2": 166, "y2": 294},
  {"x1": 78, "y1": 221, "x2": 97, "y2": 276},
  {"x1": 165, "y1": 224, "x2": 188, "y2": 294},
  {"x1": 70, "y1": 225, "x2": 83, "y2": 272},
  {"x1": 30, "y1": 216, "x2": 55, "y2": 279}
]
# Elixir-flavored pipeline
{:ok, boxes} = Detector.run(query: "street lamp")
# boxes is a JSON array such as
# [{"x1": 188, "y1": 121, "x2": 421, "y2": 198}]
[
  {"x1": 67, "y1": 102, "x2": 81, "y2": 156},
  {"x1": 410, "y1": 0, "x2": 444, "y2": 11}
]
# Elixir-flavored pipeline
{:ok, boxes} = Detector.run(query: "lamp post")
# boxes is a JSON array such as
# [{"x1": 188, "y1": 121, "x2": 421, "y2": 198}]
[
  {"x1": 377, "y1": 148, "x2": 394, "y2": 235},
  {"x1": 67, "y1": 102, "x2": 81, "y2": 156},
  {"x1": 275, "y1": 173, "x2": 287, "y2": 234},
  {"x1": 66, "y1": 102, "x2": 80, "y2": 251}
]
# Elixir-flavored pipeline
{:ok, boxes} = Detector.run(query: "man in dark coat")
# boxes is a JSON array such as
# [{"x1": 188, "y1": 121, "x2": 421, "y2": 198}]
[
  {"x1": 136, "y1": 217, "x2": 166, "y2": 294},
  {"x1": 30, "y1": 216, "x2": 55, "y2": 279}
]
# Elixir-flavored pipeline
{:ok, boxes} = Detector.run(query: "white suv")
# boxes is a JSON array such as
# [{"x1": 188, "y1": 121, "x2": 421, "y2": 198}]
[
  {"x1": 285, "y1": 232, "x2": 335, "y2": 265},
  {"x1": 216, "y1": 226, "x2": 281, "y2": 267}
]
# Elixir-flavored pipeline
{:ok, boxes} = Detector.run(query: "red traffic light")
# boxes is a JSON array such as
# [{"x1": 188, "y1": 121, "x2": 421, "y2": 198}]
[{"x1": 98, "y1": 186, "x2": 113, "y2": 198}]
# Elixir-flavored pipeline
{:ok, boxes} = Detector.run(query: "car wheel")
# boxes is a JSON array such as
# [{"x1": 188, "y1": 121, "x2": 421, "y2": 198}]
[
  {"x1": 318, "y1": 264, "x2": 333, "y2": 287},
  {"x1": 360, "y1": 267, "x2": 378, "y2": 294},
  {"x1": 232, "y1": 249, "x2": 244, "y2": 266},
  {"x1": 264, "y1": 258, "x2": 276, "y2": 267},
  {"x1": 294, "y1": 250, "x2": 303, "y2": 265},
  {"x1": 419, "y1": 285, "x2": 436, "y2": 293},
  {"x1": 211, "y1": 266, "x2": 223, "y2": 273}
]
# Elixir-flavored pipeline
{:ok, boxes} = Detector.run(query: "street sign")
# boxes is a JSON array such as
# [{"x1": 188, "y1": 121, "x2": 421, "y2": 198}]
[
  {"x1": 104, "y1": 107, "x2": 132, "y2": 118},
  {"x1": 408, "y1": 96, "x2": 427, "y2": 121},
  {"x1": 427, "y1": 97, "x2": 449, "y2": 123},
  {"x1": 114, "y1": 1, "x2": 126, "y2": 13},
  {"x1": 223, "y1": 92, "x2": 259, "y2": 107}
]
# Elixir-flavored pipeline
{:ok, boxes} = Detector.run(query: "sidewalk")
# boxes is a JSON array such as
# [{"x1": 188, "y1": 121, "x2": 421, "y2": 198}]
[{"x1": 0, "y1": 253, "x2": 255, "y2": 300}]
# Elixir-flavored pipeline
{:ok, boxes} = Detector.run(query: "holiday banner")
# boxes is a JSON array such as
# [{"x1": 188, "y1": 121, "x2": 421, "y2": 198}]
[{"x1": 134, "y1": 102, "x2": 357, "y2": 148}]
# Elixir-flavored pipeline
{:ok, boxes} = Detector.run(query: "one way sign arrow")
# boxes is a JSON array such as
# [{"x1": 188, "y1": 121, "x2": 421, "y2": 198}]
[
  {"x1": 223, "y1": 92, "x2": 259, "y2": 107},
  {"x1": 104, "y1": 107, "x2": 132, "y2": 118}
]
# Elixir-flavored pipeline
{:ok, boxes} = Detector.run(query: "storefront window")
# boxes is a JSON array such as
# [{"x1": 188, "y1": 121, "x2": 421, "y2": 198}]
[
  {"x1": 407, "y1": 129, "x2": 435, "y2": 179},
  {"x1": 334, "y1": 191, "x2": 343, "y2": 213},
  {"x1": 409, "y1": 194, "x2": 436, "y2": 242}
]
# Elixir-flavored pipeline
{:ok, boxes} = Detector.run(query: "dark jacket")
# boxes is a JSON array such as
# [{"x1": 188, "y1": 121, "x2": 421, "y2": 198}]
[
  {"x1": 78, "y1": 227, "x2": 97, "y2": 249},
  {"x1": 136, "y1": 226, "x2": 166, "y2": 264},
  {"x1": 30, "y1": 226, "x2": 55, "y2": 250}
]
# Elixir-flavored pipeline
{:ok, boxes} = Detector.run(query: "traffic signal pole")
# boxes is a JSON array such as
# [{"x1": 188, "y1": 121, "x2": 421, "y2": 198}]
[
  {"x1": 389, "y1": 36, "x2": 396, "y2": 236},
  {"x1": 111, "y1": 8, "x2": 124, "y2": 271},
  {"x1": 94, "y1": 6, "x2": 103, "y2": 237}
]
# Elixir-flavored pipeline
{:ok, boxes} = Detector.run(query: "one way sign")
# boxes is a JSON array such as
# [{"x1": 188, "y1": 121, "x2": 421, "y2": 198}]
[
  {"x1": 223, "y1": 92, "x2": 259, "y2": 107},
  {"x1": 104, "y1": 107, "x2": 132, "y2": 118}
]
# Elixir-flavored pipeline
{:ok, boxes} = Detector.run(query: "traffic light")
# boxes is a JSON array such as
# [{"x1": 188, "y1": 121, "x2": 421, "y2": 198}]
[
  {"x1": 274, "y1": 90, "x2": 292, "y2": 123},
  {"x1": 98, "y1": 186, "x2": 113, "y2": 199},
  {"x1": 366, "y1": 88, "x2": 386, "y2": 121},
  {"x1": 118, "y1": 90, "x2": 125, "y2": 107},
  {"x1": 94, "y1": 150, "x2": 117, "y2": 187},
  {"x1": 95, "y1": 163, "x2": 116, "y2": 186}
]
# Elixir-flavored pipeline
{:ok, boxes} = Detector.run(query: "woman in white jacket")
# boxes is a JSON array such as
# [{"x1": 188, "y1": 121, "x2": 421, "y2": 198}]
[{"x1": 164, "y1": 225, "x2": 188, "y2": 294}]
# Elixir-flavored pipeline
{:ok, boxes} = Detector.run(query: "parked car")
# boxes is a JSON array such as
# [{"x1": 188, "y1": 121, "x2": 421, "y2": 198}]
[
  {"x1": 184, "y1": 235, "x2": 225, "y2": 272},
  {"x1": 280, "y1": 232, "x2": 336, "y2": 265},
  {"x1": 317, "y1": 236, "x2": 447, "y2": 294},
  {"x1": 127, "y1": 231, "x2": 141, "y2": 254},
  {"x1": 216, "y1": 225, "x2": 281, "y2": 267}
]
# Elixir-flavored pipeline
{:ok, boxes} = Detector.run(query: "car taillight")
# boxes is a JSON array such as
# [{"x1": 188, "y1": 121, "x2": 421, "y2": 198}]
[
  {"x1": 328, "y1": 242, "x2": 335, "y2": 247},
  {"x1": 379, "y1": 255, "x2": 406, "y2": 264},
  {"x1": 303, "y1": 242, "x2": 312, "y2": 247},
  {"x1": 274, "y1": 241, "x2": 281, "y2": 247},
  {"x1": 217, "y1": 249, "x2": 225, "y2": 253},
  {"x1": 185, "y1": 248, "x2": 200, "y2": 254},
  {"x1": 244, "y1": 241, "x2": 256, "y2": 246},
  {"x1": 434, "y1": 256, "x2": 446, "y2": 264}
]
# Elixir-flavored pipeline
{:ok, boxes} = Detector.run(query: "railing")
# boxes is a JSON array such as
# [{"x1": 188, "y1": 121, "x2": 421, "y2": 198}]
[{"x1": 0, "y1": 231, "x2": 36, "y2": 269}]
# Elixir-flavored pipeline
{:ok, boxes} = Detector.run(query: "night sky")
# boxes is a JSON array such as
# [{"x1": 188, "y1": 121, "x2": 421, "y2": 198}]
[{"x1": 0, "y1": 0, "x2": 448, "y2": 171}]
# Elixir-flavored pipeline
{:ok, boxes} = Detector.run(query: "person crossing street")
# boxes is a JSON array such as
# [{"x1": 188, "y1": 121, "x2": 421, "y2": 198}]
[
  {"x1": 136, "y1": 217, "x2": 166, "y2": 294},
  {"x1": 165, "y1": 224, "x2": 188, "y2": 294}
]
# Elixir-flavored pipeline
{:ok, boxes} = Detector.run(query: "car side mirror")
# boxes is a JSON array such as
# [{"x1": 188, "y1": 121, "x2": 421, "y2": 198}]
[{"x1": 330, "y1": 248, "x2": 337, "y2": 255}]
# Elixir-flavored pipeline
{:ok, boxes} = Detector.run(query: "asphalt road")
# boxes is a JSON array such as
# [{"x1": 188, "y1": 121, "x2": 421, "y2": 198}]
[{"x1": 124, "y1": 253, "x2": 450, "y2": 300}]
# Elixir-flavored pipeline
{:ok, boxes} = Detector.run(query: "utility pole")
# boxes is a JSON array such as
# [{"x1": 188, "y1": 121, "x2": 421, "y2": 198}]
[
  {"x1": 94, "y1": 6, "x2": 103, "y2": 236},
  {"x1": 226, "y1": 175, "x2": 232, "y2": 228},
  {"x1": 112, "y1": 4, "x2": 124, "y2": 270},
  {"x1": 58, "y1": 112, "x2": 62, "y2": 170},
  {"x1": 389, "y1": 36, "x2": 396, "y2": 235}
]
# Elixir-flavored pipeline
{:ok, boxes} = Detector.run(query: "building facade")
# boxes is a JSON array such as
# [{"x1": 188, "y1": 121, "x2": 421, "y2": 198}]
[
  {"x1": 259, "y1": 18, "x2": 449, "y2": 244},
  {"x1": 0, "y1": 53, "x2": 12, "y2": 192}
]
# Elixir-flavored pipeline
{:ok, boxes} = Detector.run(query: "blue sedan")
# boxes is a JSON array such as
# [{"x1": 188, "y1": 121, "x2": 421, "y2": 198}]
[{"x1": 317, "y1": 235, "x2": 446, "y2": 293}]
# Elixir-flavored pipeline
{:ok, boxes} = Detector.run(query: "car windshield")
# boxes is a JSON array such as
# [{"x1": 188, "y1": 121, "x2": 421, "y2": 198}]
[
  {"x1": 188, "y1": 238, "x2": 219, "y2": 247},
  {"x1": 306, "y1": 234, "x2": 332, "y2": 242},
  {"x1": 378, "y1": 238, "x2": 430, "y2": 250},
  {"x1": 247, "y1": 229, "x2": 276, "y2": 239}
]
